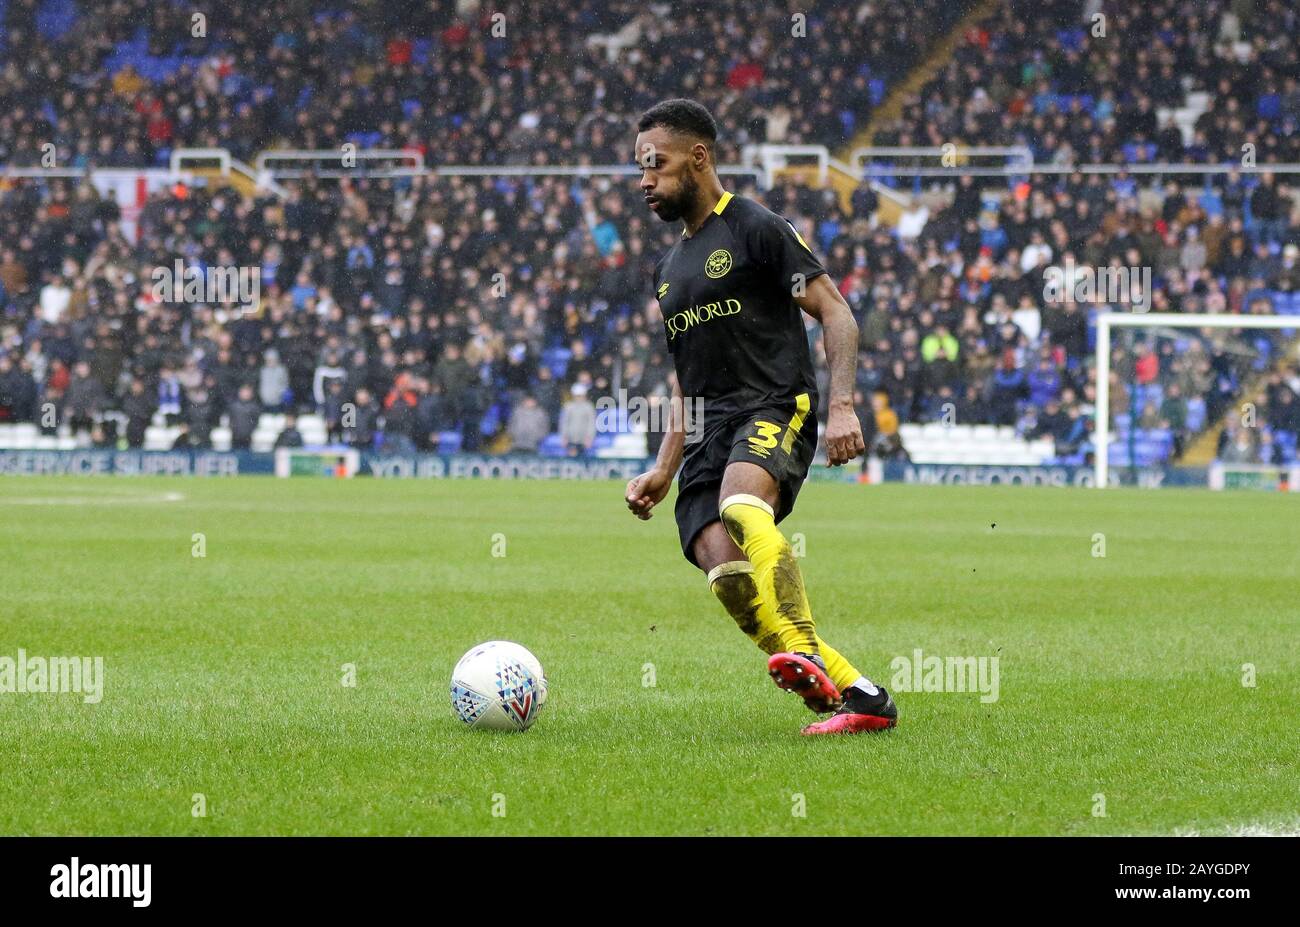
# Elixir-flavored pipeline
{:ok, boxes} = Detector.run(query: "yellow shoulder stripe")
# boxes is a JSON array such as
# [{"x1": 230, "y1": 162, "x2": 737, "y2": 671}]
[
  {"x1": 713, "y1": 191, "x2": 734, "y2": 215},
  {"x1": 789, "y1": 221, "x2": 813, "y2": 253}
]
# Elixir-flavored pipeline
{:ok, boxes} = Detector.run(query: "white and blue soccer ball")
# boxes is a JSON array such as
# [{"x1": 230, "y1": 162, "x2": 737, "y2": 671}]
[{"x1": 450, "y1": 641, "x2": 548, "y2": 732}]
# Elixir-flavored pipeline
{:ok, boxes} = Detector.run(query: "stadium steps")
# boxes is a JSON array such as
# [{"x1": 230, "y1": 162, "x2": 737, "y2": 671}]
[
  {"x1": 852, "y1": 0, "x2": 1004, "y2": 148},
  {"x1": 767, "y1": 0, "x2": 1001, "y2": 223},
  {"x1": 186, "y1": 166, "x2": 258, "y2": 199},
  {"x1": 1179, "y1": 333, "x2": 1300, "y2": 466},
  {"x1": 773, "y1": 164, "x2": 863, "y2": 217}
]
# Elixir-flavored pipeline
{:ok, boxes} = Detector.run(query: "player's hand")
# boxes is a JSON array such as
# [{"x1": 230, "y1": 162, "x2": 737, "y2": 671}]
[
  {"x1": 625, "y1": 468, "x2": 672, "y2": 520},
  {"x1": 824, "y1": 402, "x2": 866, "y2": 466}
]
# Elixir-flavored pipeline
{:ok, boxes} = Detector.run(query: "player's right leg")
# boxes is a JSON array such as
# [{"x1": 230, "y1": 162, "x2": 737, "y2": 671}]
[
  {"x1": 691, "y1": 513, "x2": 896, "y2": 728},
  {"x1": 689, "y1": 509, "x2": 841, "y2": 713},
  {"x1": 675, "y1": 417, "x2": 886, "y2": 721},
  {"x1": 687, "y1": 511, "x2": 790, "y2": 656}
]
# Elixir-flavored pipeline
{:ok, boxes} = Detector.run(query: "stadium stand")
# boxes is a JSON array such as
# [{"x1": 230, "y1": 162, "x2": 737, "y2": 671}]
[{"x1": 0, "y1": 0, "x2": 1298, "y2": 470}]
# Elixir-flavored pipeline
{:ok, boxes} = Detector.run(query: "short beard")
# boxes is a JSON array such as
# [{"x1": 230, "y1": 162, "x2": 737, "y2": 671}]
[{"x1": 654, "y1": 172, "x2": 700, "y2": 223}]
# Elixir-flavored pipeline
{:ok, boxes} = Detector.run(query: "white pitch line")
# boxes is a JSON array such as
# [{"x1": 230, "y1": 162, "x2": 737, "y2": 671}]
[
  {"x1": 0, "y1": 491, "x2": 187, "y2": 506},
  {"x1": 1173, "y1": 820, "x2": 1300, "y2": 837}
]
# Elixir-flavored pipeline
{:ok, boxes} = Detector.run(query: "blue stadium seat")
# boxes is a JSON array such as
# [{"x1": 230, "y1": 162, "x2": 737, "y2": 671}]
[
  {"x1": 542, "y1": 347, "x2": 571, "y2": 379},
  {"x1": 437, "y1": 431, "x2": 462, "y2": 454},
  {"x1": 1275, "y1": 431, "x2": 1298, "y2": 463},
  {"x1": 539, "y1": 433, "x2": 566, "y2": 457},
  {"x1": 480, "y1": 404, "x2": 501, "y2": 435},
  {"x1": 37, "y1": 0, "x2": 77, "y2": 40},
  {"x1": 1139, "y1": 384, "x2": 1163, "y2": 407}
]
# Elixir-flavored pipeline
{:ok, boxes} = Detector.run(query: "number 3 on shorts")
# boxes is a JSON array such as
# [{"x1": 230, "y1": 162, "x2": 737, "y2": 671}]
[{"x1": 746, "y1": 421, "x2": 782, "y2": 459}]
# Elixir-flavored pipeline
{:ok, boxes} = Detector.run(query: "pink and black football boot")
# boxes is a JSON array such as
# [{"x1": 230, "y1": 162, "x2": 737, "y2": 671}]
[
  {"x1": 801, "y1": 683, "x2": 898, "y2": 735},
  {"x1": 767, "y1": 652, "x2": 842, "y2": 714}
]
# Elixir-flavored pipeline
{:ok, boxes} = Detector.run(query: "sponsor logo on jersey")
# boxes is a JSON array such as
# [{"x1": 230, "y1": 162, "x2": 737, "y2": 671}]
[
  {"x1": 657, "y1": 282, "x2": 670, "y2": 298},
  {"x1": 704, "y1": 249, "x2": 732, "y2": 278},
  {"x1": 664, "y1": 298, "x2": 742, "y2": 340}
]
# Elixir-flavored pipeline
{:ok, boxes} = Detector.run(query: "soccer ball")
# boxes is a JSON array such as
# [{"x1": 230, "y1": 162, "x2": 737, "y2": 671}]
[{"x1": 450, "y1": 641, "x2": 548, "y2": 732}]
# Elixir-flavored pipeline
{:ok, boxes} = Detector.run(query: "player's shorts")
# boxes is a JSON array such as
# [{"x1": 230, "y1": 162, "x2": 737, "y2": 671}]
[{"x1": 674, "y1": 392, "x2": 818, "y2": 567}]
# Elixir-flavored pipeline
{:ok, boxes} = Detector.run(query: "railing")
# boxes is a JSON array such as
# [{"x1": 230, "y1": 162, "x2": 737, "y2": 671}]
[
  {"x1": 741, "y1": 144, "x2": 830, "y2": 187},
  {"x1": 853, "y1": 145, "x2": 1034, "y2": 179},
  {"x1": 425, "y1": 164, "x2": 764, "y2": 181},
  {"x1": 0, "y1": 166, "x2": 88, "y2": 178},
  {"x1": 851, "y1": 143, "x2": 1300, "y2": 178},
  {"x1": 170, "y1": 147, "x2": 289, "y2": 197},
  {"x1": 6, "y1": 146, "x2": 1300, "y2": 196},
  {"x1": 255, "y1": 148, "x2": 425, "y2": 179}
]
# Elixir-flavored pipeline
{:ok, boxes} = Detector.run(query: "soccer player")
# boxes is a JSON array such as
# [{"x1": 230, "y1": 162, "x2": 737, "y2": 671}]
[{"x1": 624, "y1": 99, "x2": 897, "y2": 735}]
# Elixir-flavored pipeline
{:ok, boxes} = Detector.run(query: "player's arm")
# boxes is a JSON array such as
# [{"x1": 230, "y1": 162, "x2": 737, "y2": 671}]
[
  {"x1": 796, "y1": 274, "x2": 866, "y2": 466},
  {"x1": 625, "y1": 377, "x2": 684, "y2": 520}
]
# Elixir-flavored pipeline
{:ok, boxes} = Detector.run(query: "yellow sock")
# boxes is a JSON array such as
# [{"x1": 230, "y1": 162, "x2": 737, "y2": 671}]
[
  {"x1": 814, "y1": 635, "x2": 862, "y2": 694},
  {"x1": 708, "y1": 561, "x2": 864, "y2": 691},
  {"x1": 707, "y1": 561, "x2": 794, "y2": 655},
  {"x1": 718, "y1": 494, "x2": 819, "y2": 655}
]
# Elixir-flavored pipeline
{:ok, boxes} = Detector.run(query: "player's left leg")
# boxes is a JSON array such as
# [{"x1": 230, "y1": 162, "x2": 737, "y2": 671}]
[
  {"x1": 717, "y1": 460, "x2": 896, "y2": 733},
  {"x1": 686, "y1": 473, "x2": 844, "y2": 705},
  {"x1": 716, "y1": 463, "x2": 841, "y2": 707}
]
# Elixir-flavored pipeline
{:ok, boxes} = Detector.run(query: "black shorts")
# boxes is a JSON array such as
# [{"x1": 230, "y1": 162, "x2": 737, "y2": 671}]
[{"x1": 674, "y1": 393, "x2": 818, "y2": 566}]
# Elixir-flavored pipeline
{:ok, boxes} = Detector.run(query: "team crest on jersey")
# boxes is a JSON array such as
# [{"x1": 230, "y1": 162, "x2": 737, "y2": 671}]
[{"x1": 704, "y1": 249, "x2": 732, "y2": 278}]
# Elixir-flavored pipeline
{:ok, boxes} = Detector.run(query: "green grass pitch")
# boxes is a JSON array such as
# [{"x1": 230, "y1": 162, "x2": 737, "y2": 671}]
[{"x1": 1, "y1": 475, "x2": 1296, "y2": 836}]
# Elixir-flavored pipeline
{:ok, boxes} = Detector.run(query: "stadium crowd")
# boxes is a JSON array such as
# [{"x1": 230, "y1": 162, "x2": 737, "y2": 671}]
[{"x1": 1, "y1": 0, "x2": 1299, "y2": 467}]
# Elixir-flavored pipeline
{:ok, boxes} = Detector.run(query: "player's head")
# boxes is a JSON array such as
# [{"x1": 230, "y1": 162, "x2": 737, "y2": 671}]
[{"x1": 634, "y1": 98, "x2": 718, "y2": 222}]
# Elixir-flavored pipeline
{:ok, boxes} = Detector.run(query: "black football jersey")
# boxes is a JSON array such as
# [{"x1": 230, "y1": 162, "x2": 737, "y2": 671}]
[{"x1": 651, "y1": 192, "x2": 825, "y2": 429}]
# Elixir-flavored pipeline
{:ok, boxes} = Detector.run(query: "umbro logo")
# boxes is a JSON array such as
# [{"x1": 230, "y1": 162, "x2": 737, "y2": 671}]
[{"x1": 657, "y1": 282, "x2": 670, "y2": 298}]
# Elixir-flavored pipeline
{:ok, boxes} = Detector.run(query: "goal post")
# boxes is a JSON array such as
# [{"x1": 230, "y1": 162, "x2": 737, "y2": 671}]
[{"x1": 1094, "y1": 312, "x2": 1298, "y2": 487}]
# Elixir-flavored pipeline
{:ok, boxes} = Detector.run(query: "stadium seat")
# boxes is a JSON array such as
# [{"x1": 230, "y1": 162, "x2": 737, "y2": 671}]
[
  {"x1": 8, "y1": 424, "x2": 38, "y2": 449},
  {"x1": 436, "y1": 431, "x2": 462, "y2": 454},
  {"x1": 144, "y1": 426, "x2": 181, "y2": 451},
  {"x1": 542, "y1": 347, "x2": 571, "y2": 379},
  {"x1": 597, "y1": 433, "x2": 648, "y2": 458},
  {"x1": 297, "y1": 415, "x2": 328, "y2": 445}
]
